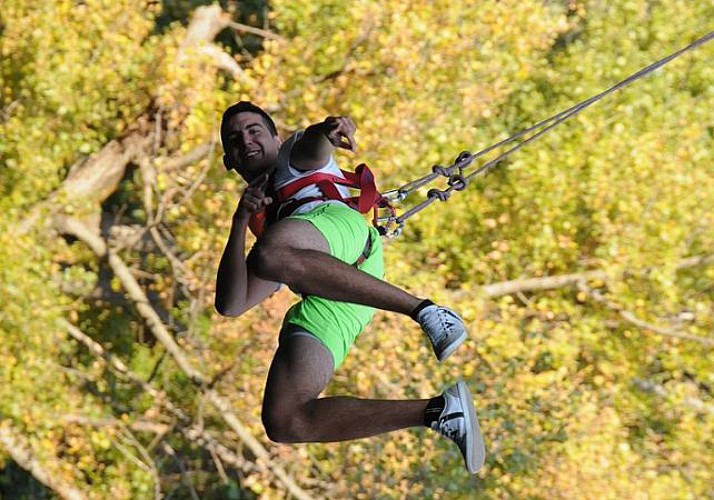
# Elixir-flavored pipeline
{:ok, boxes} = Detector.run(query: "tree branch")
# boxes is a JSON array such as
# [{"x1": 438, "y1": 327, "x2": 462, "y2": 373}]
[
  {"x1": 63, "y1": 320, "x2": 251, "y2": 472},
  {"x1": 55, "y1": 215, "x2": 204, "y2": 382},
  {"x1": 60, "y1": 415, "x2": 171, "y2": 436},
  {"x1": 160, "y1": 143, "x2": 213, "y2": 172},
  {"x1": 576, "y1": 281, "x2": 714, "y2": 347},
  {"x1": 226, "y1": 21, "x2": 283, "y2": 41},
  {"x1": 17, "y1": 4, "x2": 242, "y2": 237},
  {"x1": 480, "y1": 269, "x2": 608, "y2": 298},
  {"x1": 18, "y1": 130, "x2": 153, "y2": 236},
  {"x1": 182, "y1": 5, "x2": 232, "y2": 47},
  {"x1": 633, "y1": 379, "x2": 714, "y2": 416},
  {"x1": 54, "y1": 222, "x2": 315, "y2": 500},
  {"x1": 0, "y1": 421, "x2": 86, "y2": 500},
  {"x1": 456, "y1": 253, "x2": 714, "y2": 299},
  {"x1": 197, "y1": 45, "x2": 248, "y2": 81}
]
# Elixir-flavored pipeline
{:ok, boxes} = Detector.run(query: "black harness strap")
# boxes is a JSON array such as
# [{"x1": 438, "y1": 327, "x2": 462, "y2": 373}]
[{"x1": 352, "y1": 231, "x2": 373, "y2": 268}]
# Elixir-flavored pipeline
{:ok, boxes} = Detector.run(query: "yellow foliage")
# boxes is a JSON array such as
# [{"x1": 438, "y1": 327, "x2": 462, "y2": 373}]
[{"x1": 1, "y1": 0, "x2": 713, "y2": 497}]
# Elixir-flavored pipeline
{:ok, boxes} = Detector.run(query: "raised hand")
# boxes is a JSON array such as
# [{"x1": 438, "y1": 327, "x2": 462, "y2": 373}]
[
  {"x1": 235, "y1": 173, "x2": 273, "y2": 220},
  {"x1": 321, "y1": 116, "x2": 357, "y2": 152}
]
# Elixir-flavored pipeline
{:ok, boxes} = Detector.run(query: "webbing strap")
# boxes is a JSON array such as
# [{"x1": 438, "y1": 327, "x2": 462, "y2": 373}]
[
  {"x1": 277, "y1": 170, "x2": 355, "y2": 200},
  {"x1": 276, "y1": 163, "x2": 383, "y2": 216},
  {"x1": 353, "y1": 164, "x2": 380, "y2": 213}
]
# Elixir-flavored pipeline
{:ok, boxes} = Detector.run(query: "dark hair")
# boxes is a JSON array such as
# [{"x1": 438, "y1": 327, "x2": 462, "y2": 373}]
[{"x1": 220, "y1": 101, "x2": 278, "y2": 145}]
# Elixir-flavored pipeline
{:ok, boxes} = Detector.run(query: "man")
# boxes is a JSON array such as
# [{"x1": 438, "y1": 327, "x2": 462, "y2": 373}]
[{"x1": 215, "y1": 101, "x2": 485, "y2": 473}]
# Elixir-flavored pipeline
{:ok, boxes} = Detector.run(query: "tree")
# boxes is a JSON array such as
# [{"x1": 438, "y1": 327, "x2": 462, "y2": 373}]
[{"x1": 1, "y1": 0, "x2": 712, "y2": 497}]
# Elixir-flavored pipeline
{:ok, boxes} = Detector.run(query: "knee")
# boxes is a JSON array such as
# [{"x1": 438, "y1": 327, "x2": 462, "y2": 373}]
[
  {"x1": 249, "y1": 241, "x2": 305, "y2": 283},
  {"x1": 261, "y1": 405, "x2": 310, "y2": 443},
  {"x1": 261, "y1": 411, "x2": 294, "y2": 443},
  {"x1": 248, "y1": 242, "x2": 287, "y2": 281}
]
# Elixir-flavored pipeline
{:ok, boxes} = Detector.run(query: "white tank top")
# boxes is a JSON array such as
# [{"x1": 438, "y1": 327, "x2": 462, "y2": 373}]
[{"x1": 274, "y1": 131, "x2": 351, "y2": 215}]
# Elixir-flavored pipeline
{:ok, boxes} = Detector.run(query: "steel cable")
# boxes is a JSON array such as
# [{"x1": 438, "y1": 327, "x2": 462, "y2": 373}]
[{"x1": 381, "y1": 30, "x2": 714, "y2": 236}]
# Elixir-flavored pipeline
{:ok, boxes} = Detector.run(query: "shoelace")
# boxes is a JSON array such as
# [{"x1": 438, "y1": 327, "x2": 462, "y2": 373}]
[
  {"x1": 438, "y1": 310, "x2": 458, "y2": 336},
  {"x1": 437, "y1": 418, "x2": 463, "y2": 445}
]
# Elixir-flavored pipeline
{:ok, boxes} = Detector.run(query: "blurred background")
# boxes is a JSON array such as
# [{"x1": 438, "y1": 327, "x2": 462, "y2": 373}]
[{"x1": 1, "y1": 1, "x2": 713, "y2": 498}]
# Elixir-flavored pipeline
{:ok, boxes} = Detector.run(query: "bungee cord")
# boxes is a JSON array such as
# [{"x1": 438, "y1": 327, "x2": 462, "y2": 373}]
[{"x1": 377, "y1": 30, "x2": 714, "y2": 237}]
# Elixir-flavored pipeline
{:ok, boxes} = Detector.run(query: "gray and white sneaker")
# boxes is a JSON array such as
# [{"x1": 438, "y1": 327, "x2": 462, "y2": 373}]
[
  {"x1": 431, "y1": 380, "x2": 485, "y2": 474},
  {"x1": 416, "y1": 304, "x2": 467, "y2": 362}
]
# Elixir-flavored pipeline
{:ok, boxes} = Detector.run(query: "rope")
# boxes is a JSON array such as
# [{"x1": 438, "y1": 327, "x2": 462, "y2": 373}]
[{"x1": 380, "y1": 30, "x2": 714, "y2": 235}]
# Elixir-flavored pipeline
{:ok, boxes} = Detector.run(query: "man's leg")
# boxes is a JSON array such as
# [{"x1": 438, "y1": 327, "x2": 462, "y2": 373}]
[
  {"x1": 250, "y1": 218, "x2": 421, "y2": 315},
  {"x1": 261, "y1": 334, "x2": 486, "y2": 472},
  {"x1": 252, "y1": 209, "x2": 469, "y2": 363},
  {"x1": 262, "y1": 334, "x2": 428, "y2": 443}
]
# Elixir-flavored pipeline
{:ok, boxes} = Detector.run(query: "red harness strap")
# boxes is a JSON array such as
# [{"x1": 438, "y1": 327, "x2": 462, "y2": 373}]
[
  {"x1": 276, "y1": 163, "x2": 380, "y2": 216},
  {"x1": 248, "y1": 210, "x2": 268, "y2": 239},
  {"x1": 249, "y1": 163, "x2": 395, "y2": 238}
]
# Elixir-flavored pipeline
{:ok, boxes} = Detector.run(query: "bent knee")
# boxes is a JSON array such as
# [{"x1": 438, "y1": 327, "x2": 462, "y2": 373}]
[
  {"x1": 262, "y1": 414, "x2": 295, "y2": 443},
  {"x1": 261, "y1": 406, "x2": 311, "y2": 443},
  {"x1": 248, "y1": 242, "x2": 290, "y2": 281},
  {"x1": 249, "y1": 218, "x2": 332, "y2": 282}
]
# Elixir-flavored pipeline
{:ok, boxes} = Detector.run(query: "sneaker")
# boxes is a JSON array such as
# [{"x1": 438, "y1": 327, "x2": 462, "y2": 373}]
[
  {"x1": 430, "y1": 380, "x2": 485, "y2": 474},
  {"x1": 416, "y1": 305, "x2": 467, "y2": 362}
]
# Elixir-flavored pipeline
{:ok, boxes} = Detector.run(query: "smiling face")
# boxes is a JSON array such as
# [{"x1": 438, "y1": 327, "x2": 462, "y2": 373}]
[{"x1": 222, "y1": 111, "x2": 281, "y2": 181}]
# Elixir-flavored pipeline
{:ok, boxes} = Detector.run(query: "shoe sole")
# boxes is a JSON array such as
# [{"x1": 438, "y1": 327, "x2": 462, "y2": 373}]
[
  {"x1": 456, "y1": 380, "x2": 486, "y2": 473},
  {"x1": 437, "y1": 329, "x2": 467, "y2": 363}
]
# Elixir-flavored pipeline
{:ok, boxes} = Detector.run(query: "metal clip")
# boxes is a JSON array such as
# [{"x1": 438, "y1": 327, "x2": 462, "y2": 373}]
[
  {"x1": 376, "y1": 216, "x2": 404, "y2": 238},
  {"x1": 380, "y1": 189, "x2": 408, "y2": 203}
]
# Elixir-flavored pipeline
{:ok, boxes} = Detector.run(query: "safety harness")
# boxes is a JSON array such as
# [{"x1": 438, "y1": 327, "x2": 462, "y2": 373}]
[
  {"x1": 248, "y1": 163, "x2": 396, "y2": 240},
  {"x1": 275, "y1": 163, "x2": 395, "y2": 223}
]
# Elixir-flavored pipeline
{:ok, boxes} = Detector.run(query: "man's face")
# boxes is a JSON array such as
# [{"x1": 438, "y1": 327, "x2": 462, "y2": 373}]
[{"x1": 222, "y1": 111, "x2": 281, "y2": 181}]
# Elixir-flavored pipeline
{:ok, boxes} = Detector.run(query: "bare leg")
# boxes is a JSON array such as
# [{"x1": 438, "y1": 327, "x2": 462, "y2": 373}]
[
  {"x1": 262, "y1": 335, "x2": 429, "y2": 443},
  {"x1": 249, "y1": 218, "x2": 422, "y2": 315}
]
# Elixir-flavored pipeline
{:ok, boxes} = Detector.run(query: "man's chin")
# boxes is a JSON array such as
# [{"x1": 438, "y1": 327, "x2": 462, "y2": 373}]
[
  {"x1": 240, "y1": 157, "x2": 264, "y2": 170},
  {"x1": 241, "y1": 163, "x2": 271, "y2": 179}
]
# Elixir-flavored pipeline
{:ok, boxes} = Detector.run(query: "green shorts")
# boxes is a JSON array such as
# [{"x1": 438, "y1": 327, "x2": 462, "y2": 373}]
[{"x1": 281, "y1": 203, "x2": 384, "y2": 370}]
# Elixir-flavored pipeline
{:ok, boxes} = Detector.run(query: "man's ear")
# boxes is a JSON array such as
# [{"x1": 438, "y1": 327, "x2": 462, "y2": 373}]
[{"x1": 223, "y1": 154, "x2": 237, "y2": 171}]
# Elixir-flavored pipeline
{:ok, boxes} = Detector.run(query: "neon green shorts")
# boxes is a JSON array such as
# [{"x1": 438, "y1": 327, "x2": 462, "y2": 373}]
[{"x1": 281, "y1": 203, "x2": 384, "y2": 370}]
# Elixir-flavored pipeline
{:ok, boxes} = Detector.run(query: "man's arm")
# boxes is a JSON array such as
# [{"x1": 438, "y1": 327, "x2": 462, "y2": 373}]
[
  {"x1": 289, "y1": 116, "x2": 357, "y2": 171},
  {"x1": 215, "y1": 175, "x2": 280, "y2": 317}
]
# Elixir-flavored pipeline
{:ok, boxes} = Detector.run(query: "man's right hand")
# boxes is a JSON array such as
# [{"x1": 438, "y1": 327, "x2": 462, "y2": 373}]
[
  {"x1": 235, "y1": 173, "x2": 273, "y2": 220},
  {"x1": 320, "y1": 116, "x2": 357, "y2": 153}
]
